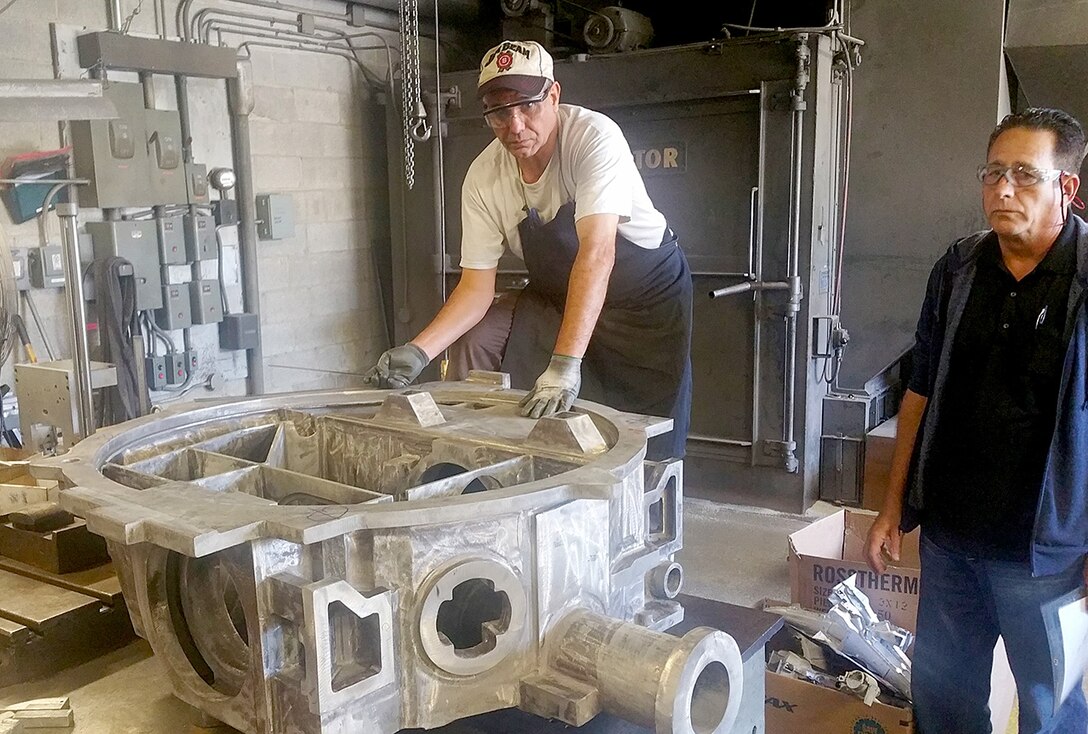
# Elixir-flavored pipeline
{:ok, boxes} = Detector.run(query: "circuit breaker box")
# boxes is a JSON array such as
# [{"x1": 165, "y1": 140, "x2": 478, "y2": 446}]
[
  {"x1": 86, "y1": 220, "x2": 163, "y2": 310},
  {"x1": 144, "y1": 109, "x2": 187, "y2": 205},
  {"x1": 183, "y1": 213, "x2": 216, "y2": 261},
  {"x1": 28, "y1": 245, "x2": 64, "y2": 288},
  {"x1": 9, "y1": 247, "x2": 29, "y2": 291},
  {"x1": 255, "y1": 194, "x2": 294, "y2": 240},
  {"x1": 156, "y1": 215, "x2": 186, "y2": 265},
  {"x1": 70, "y1": 83, "x2": 153, "y2": 208},
  {"x1": 186, "y1": 163, "x2": 209, "y2": 204},
  {"x1": 155, "y1": 283, "x2": 193, "y2": 330},
  {"x1": 189, "y1": 279, "x2": 223, "y2": 324}
]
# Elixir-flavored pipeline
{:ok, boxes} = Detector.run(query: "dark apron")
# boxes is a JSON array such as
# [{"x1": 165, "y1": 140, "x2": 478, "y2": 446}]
[{"x1": 500, "y1": 201, "x2": 693, "y2": 460}]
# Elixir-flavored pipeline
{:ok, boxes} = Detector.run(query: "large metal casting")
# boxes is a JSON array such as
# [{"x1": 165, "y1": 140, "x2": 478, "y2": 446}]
[{"x1": 31, "y1": 373, "x2": 743, "y2": 734}]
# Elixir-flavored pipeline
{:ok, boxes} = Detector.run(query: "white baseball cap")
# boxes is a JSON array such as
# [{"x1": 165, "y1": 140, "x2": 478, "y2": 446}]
[{"x1": 477, "y1": 40, "x2": 554, "y2": 100}]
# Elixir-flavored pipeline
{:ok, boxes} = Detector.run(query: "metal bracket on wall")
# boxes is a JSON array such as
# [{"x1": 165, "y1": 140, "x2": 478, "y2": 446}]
[{"x1": 75, "y1": 33, "x2": 240, "y2": 79}]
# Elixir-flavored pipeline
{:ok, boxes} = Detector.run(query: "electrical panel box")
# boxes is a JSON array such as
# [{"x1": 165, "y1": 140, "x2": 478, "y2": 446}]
[
  {"x1": 183, "y1": 213, "x2": 216, "y2": 261},
  {"x1": 156, "y1": 215, "x2": 186, "y2": 265},
  {"x1": 165, "y1": 352, "x2": 187, "y2": 385},
  {"x1": 189, "y1": 279, "x2": 223, "y2": 325},
  {"x1": 186, "y1": 163, "x2": 209, "y2": 204},
  {"x1": 144, "y1": 109, "x2": 188, "y2": 205},
  {"x1": 212, "y1": 199, "x2": 238, "y2": 227},
  {"x1": 10, "y1": 247, "x2": 30, "y2": 291},
  {"x1": 184, "y1": 349, "x2": 198, "y2": 375},
  {"x1": 145, "y1": 355, "x2": 167, "y2": 390},
  {"x1": 71, "y1": 83, "x2": 153, "y2": 208},
  {"x1": 155, "y1": 283, "x2": 193, "y2": 330},
  {"x1": 87, "y1": 220, "x2": 163, "y2": 310},
  {"x1": 28, "y1": 245, "x2": 64, "y2": 288},
  {"x1": 219, "y1": 312, "x2": 259, "y2": 350},
  {"x1": 255, "y1": 194, "x2": 295, "y2": 240}
]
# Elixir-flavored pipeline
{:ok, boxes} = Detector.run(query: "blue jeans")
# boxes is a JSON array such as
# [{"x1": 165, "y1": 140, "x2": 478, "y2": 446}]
[{"x1": 914, "y1": 532, "x2": 1088, "y2": 734}]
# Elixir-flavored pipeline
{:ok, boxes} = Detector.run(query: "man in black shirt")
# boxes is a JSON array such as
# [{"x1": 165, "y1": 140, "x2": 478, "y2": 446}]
[{"x1": 865, "y1": 108, "x2": 1088, "y2": 733}]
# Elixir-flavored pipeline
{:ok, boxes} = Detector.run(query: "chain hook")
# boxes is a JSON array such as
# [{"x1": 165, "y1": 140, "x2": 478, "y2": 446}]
[{"x1": 411, "y1": 117, "x2": 432, "y2": 142}]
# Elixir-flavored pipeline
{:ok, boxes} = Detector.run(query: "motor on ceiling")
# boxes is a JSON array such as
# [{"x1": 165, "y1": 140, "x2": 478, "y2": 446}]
[{"x1": 500, "y1": 1, "x2": 654, "y2": 54}]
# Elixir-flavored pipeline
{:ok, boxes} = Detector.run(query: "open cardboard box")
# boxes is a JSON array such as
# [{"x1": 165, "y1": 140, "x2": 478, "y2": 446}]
[
  {"x1": 766, "y1": 667, "x2": 914, "y2": 734},
  {"x1": 768, "y1": 508, "x2": 1016, "y2": 734}
]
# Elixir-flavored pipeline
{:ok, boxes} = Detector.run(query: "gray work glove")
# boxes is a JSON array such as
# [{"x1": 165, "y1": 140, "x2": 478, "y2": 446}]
[
  {"x1": 363, "y1": 343, "x2": 430, "y2": 388},
  {"x1": 518, "y1": 354, "x2": 582, "y2": 419}
]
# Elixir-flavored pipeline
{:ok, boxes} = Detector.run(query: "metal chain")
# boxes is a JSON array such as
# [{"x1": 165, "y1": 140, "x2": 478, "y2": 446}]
[{"x1": 399, "y1": 0, "x2": 422, "y2": 189}]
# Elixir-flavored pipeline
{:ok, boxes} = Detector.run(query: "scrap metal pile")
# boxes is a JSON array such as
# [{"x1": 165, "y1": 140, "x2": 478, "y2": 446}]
[
  {"x1": 29, "y1": 374, "x2": 743, "y2": 734},
  {"x1": 765, "y1": 574, "x2": 914, "y2": 706}
]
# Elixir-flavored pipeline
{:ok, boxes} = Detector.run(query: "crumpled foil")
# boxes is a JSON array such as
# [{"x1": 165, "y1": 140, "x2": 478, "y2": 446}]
[{"x1": 765, "y1": 573, "x2": 913, "y2": 700}]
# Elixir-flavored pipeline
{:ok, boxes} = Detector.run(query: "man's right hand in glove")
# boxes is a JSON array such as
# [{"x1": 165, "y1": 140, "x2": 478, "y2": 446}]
[
  {"x1": 363, "y1": 343, "x2": 430, "y2": 388},
  {"x1": 518, "y1": 354, "x2": 582, "y2": 419}
]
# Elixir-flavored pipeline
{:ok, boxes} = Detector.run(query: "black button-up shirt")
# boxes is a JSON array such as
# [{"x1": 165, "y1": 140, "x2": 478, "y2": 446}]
[{"x1": 925, "y1": 218, "x2": 1077, "y2": 560}]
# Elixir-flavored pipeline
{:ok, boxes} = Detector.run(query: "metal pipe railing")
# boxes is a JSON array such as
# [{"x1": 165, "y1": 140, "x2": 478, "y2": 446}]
[{"x1": 58, "y1": 201, "x2": 95, "y2": 439}]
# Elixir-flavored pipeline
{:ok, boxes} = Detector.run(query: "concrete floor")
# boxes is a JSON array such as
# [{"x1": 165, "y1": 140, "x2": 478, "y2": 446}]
[{"x1": 0, "y1": 499, "x2": 832, "y2": 732}]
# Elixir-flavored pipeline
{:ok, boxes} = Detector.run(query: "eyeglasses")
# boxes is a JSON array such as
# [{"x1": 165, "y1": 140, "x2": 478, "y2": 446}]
[
  {"x1": 482, "y1": 83, "x2": 552, "y2": 128},
  {"x1": 977, "y1": 163, "x2": 1067, "y2": 187}
]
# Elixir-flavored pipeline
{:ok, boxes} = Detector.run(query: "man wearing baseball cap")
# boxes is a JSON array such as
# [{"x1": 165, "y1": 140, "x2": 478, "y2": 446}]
[{"x1": 365, "y1": 40, "x2": 692, "y2": 460}]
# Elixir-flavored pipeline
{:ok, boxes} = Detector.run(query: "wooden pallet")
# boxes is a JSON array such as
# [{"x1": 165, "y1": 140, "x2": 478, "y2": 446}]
[{"x1": 0, "y1": 557, "x2": 135, "y2": 687}]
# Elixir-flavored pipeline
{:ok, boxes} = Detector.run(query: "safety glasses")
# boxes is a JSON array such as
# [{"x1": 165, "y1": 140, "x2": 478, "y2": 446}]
[
  {"x1": 977, "y1": 163, "x2": 1067, "y2": 187},
  {"x1": 482, "y1": 82, "x2": 553, "y2": 129}
]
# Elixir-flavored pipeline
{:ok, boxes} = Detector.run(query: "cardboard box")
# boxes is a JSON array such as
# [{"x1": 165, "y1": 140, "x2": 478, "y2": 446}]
[
  {"x1": 863, "y1": 415, "x2": 898, "y2": 511},
  {"x1": 766, "y1": 669, "x2": 913, "y2": 734},
  {"x1": 786, "y1": 509, "x2": 1016, "y2": 733},
  {"x1": 789, "y1": 508, "x2": 920, "y2": 631}
]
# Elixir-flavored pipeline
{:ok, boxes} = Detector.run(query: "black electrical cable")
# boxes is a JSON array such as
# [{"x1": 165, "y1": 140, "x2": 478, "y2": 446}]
[{"x1": 95, "y1": 257, "x2": 147, "y2": 424}]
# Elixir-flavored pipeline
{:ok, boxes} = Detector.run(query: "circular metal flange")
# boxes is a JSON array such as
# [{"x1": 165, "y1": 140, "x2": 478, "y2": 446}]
[
  {"x1": 657, "y1": 627, "x2": 743, "y2": 734},
  {"x1": 418, "y1": 558, "x2": 527, "y2": 676}
]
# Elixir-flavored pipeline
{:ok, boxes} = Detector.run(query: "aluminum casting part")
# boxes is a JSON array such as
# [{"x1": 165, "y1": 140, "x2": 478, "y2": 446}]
[
  {"x1": 31, "y1": 379, "x2": 706, "y2": 733},
  {"x1": 649, "y1": 561, "x2": 683, "y2": 600},
  {"x1": 541, "y1": 609, "x2": 743, "y2": 734},
  {"x1": 418, "y1": 557, "x2": 526, "y2": 676}
]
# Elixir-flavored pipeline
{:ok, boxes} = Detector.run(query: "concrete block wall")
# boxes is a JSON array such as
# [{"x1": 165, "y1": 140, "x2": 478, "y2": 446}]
[{"x1": 0, "y1": 0, "x2": 398, "y2": 420}]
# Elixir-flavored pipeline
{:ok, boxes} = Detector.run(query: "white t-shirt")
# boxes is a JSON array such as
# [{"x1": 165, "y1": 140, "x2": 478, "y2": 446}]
[{"x1": 459, "y1": 104, "x2": 668, "y2": 269}]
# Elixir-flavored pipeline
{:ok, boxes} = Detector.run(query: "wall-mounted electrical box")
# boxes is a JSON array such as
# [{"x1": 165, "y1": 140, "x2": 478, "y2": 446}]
[
  {"x1": 87, "y1": 220, "x2": 163, "y2": 310},
  {"x1": 144, "y1": 109, "x2": 187, "y2": 205},
  {"x1": 189, "y1": 279, "x2": 223, "y2": 325},
  {"x1": 212, "y1": 199, "x2": 238, "y2": 227},
  {"x1": 28, "y1": 245, "x2": 65, "y2": 288},
  {"x1": 156, "y1": 215, "x2": 186, "y2": 265},
  {"x1": 145, "y1": 355, "x2": 167, "y2": 390},
  {"x1": 255, "y1": 193, "x2": 294, "y2": 240},
  {"x1": 186, "y1": 163, "x2": 209, "y2": 204},
  {"x1": 155, "y1": 283, "x2": 193, "y2": 330},
  {"x1": 9, "y1": 247, "x2": 30, "y2": 291},
  {"x1": 165, "y1": 352, "x2": 187, "y2": 385},
  {"x1": 71, "y1": 83, "x2": 153, "y2": 208},
  {"x1": 219, "y1": 312, "x2": 259, "y2": 350},
  {"x1": 183, "y1": 213, "x2": 216, "y2": 261}
]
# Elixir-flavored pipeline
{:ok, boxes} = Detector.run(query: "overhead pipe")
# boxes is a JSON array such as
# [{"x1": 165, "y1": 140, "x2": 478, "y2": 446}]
[
  {"x1": 227, "y1": 61, "x2": 265, "y2": 395},
  {"x1": 214, "y1": 24, "x2": 391, "y2": 88},
  {"x1": 107, "y1": 0, "x2": 124, "y2": 31},
  {"x1": 178, "y1": 0, "x2": 430, "y2": 41}
]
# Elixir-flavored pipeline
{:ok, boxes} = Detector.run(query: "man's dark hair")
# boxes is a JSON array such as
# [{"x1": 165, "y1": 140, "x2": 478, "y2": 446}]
[{"x1": 988, "y1": 107, "x2": 1088, "y2": 172}]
